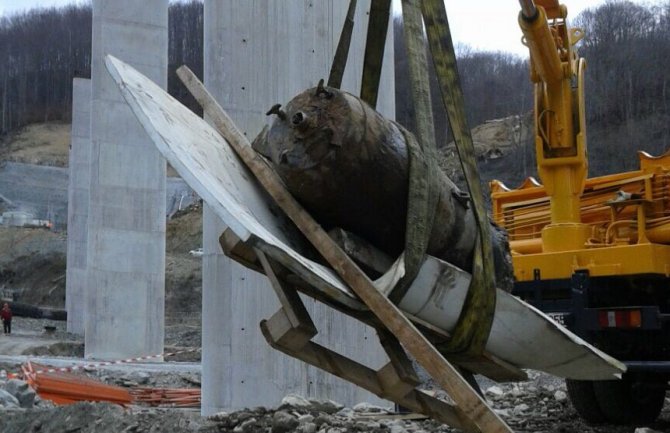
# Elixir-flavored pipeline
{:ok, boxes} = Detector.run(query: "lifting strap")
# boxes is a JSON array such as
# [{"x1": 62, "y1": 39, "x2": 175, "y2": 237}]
[
  {"x1": 331, "y1": 0, "x2": 496, "y2": 355},
  {"x1": 388, "y1": 0, "x2": 440, "y2": 302},
  {"x1": 359, "y1": 0, "x2": 392, "y2": 108},
  {"x1": 328, "y1": 0, "x2": 358, "y2": 89},
  {"x1": 419, "y1": 0, "x2": 497, "y2": 355}
]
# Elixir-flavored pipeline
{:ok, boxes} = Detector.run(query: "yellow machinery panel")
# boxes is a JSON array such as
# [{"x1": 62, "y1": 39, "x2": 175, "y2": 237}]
[{"x1": 492, "y1": 152, "x2": 670, "y2": 281}]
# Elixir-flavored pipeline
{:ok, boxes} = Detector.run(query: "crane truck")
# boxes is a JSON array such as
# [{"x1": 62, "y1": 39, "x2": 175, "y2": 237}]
[{"x1": 491, "y1": 0, "x2": 670, "y2": 424}]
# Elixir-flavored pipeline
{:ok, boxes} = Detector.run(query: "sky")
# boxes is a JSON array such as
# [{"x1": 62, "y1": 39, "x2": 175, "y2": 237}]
[
  {"x1": 0, "y1": 0, "x2": 660, "y2": 56},
  {"x1": 444, "y1": 0, "x2": 609, "y2": 56}
]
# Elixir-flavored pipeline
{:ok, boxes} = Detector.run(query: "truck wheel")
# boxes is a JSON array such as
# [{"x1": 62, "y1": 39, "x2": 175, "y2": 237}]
[
  {"x1": 593, "y1": 377, "x2": 666, "y2": 424},
  {"x1": 565, "y1": 379, "x2": 606, "y2": 424}
]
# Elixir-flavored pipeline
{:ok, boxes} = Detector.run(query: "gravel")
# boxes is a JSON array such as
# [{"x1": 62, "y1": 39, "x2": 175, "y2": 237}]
[{"x1": 0, "y1": 371, "x2": 668, "y2": 433}]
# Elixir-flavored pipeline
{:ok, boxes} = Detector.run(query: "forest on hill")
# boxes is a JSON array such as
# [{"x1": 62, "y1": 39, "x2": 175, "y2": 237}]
[{"x1": 0, "y1": 0, "x2": 668, "y2": 178}]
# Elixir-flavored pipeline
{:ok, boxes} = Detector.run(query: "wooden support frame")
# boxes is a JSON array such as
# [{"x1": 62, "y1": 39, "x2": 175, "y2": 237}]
[
  {"x1": 177, "y1": 66, "x2": 514, "y2": 433},
  {"x1": 255, "y1": 249, "x2": 474, "y2": 431}
]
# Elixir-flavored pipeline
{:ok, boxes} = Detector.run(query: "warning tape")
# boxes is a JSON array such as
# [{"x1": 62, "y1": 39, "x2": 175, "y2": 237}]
[{"x1": 3, "y1": 347, "x2": 201, "y2": 379}]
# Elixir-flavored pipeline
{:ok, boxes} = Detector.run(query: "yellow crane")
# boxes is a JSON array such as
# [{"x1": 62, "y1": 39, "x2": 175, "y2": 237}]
[{"x1": 492, "y1": 0, "x2": 670, "y2": 425}]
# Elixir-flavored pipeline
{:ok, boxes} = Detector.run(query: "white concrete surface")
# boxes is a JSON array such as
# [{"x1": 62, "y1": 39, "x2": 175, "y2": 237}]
[
  {"x1": 66, "y1": 78, "x2": 91, "y2": 335},
  {"x1": 85, "y1": 0, "x2": 168, "y2": 359},
  {"x1": 202, "y1": 0, "x2": 395, "y2": 414}
]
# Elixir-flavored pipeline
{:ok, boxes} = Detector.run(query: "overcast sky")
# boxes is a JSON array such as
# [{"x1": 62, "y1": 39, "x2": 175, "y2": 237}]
[{"x1": 0, "y1": 0, "x2": 661, "y2": 56}]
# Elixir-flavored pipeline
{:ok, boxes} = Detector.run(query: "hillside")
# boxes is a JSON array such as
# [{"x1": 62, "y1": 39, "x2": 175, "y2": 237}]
[
  {"x1": 0, "y1": 122, "x2": 71, "y2": 167},
  {"x1": 0, "y1": 121, "x2": 200, "y2": 316}
]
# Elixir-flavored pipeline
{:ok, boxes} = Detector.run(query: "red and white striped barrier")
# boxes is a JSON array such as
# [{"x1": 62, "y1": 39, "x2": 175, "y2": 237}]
[{"x1": 4, "y1": 347, "x2": 201, "y2": 379}]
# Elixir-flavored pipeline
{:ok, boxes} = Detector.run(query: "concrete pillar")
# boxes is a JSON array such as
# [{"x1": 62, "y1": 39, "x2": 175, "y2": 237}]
[
  {"x1": 202, "y1": 0, "x2": 395, "y2": 414},
  {"x1": 66, "y1": 78, "x2": 91, "y2": 335},
  {"x1": 86, "y1": 0, "x2": 167, "y2": 359}
]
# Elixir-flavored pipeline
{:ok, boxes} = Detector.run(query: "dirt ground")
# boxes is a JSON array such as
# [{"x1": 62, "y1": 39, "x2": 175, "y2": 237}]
[{"x1": 0, "y1": 122, "x2": 71, "y2": 167}]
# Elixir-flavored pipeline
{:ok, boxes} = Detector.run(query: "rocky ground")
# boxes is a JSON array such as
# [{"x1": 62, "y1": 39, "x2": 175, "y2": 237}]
[
  {"x1": 0, "y1": 374, "x2": 668, "y2": 433},
  {"x1": 0, "y1": 316, "x2": 668, "y2": 433}
]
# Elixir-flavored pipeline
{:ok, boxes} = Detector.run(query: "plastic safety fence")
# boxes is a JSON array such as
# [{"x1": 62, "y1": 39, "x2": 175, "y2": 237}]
[
  {"x1": 130, "y1": 387, "x2": 201, "y2": 408},
  {"x1": 22, "y1": 361, "x2": 133, "y2": 406}
]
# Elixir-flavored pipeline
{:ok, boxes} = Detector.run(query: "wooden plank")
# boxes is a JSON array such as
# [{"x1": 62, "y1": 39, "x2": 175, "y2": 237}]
[
  {"x1": 264, "y1": 308, "x2": 315, "y2": 351},
  {"x1": 176, "y1": 65, "x2": 512, "y2": 433},
  {"x1": 255, "y1": 248, "x2": 316, "y2": 333},
  {"x1": 219, "y1": 229, "x2": 262, "y2": 272},
  {"x1": 377, "y1": 331, "x2": 421, "y2": 398}
]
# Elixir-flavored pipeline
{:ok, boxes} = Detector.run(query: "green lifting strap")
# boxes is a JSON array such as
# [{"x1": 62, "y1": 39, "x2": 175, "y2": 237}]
[
  {"x1": 389, "y1": 0, "x2": 440, "y2": 304},
  {"x1": 359, "y1": 0, "x2": 391, "y2": 108},
  {"x1": 418, "y1": 0, "x2": 497, "y2": 356}
]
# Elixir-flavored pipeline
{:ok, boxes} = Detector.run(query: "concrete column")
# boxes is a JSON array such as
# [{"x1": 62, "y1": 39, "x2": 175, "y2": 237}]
[
  {"x1": 66, "y1": 78, "x2": 91, "y2": 335},
  {"x1": 86, "y1": 0, "x2": 168, "y2": 359},
  {"x1": 202, "y1": 0, "x2": 395, "y2": 414}
]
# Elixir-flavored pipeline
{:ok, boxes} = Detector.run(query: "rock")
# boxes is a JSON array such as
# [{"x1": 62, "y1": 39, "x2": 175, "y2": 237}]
[
  {"x1": 299, "y1": 422, "x2": 318, "y2": 433},
  {"x1": 389, "y1": 422, "x2": 408, "y2": 433},
  {"x1": 234, "y1": 417, "x2": 258, "y2": 433},
  {"x1": 135, "y1": 371, "x2": 151, "y2": 385},
  {"x1": 485, "y1": 386, "x2": 505, "y2": 398},
  {"x1": 352, "y1": 402, "x2": 388, "y2": 413},
  {"x1": 208, "y1": 411, "x2": 230, "y2": 422},
  {"x1": 509, "y1": 386, "x2": 523, "y2": 397},
  {"x1": 542, "y1": 385, "x2": 556, "y2": 394},
  {"x1": 308, "y1": 399, "x2": 344, "y2": 414},
  {"x1": 357, "y1": 421, "x2": 381, "y2": 429},
  {"x1": 0, "y1": 388, "x2": 20, "y2": 408},
  {"x1": 553, "y1": 390, "x2": 567, "y2": 402},
  {"x1": 333, "y1": 408, "x2": 354, "y2": 419},
  {"x1": 512, "y1": 403, "x2": 529, "y2": 415},
  {"x1": 314, "y1": 413, "x2": 334, "y2": 427},
  {"x1": 3, "y1": 379, "x2": 36, "y2": 408},
  {"x1": 272, "y1": 410, "x2": 299, "y2": 433},
  {"x1": 493, "y1": 408, "x2": 510, "y2": 417},
  {"x1": 298, "y1": 414, "x2": 315, "y2": 424},
  {"x1": 281, "y1": 394, "x2": 312, "y2": 408}
]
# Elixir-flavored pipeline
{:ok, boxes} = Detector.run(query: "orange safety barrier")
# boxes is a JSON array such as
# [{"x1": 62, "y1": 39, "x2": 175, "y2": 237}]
[
  {"x1": 22, "y1": 361, "x2": 133, "y2": 406},
  {"x1": 130, "y1": 387, "x2": 201, "y2": 408}
]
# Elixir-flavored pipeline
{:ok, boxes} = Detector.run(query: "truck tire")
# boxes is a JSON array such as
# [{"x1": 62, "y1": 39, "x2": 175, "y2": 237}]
[
  {"x1": 565, "y1": 379, "x2": 606, "y2": 424},
  {"x1": 592, "y1": 376, "x2": 666, "y2": 424}
]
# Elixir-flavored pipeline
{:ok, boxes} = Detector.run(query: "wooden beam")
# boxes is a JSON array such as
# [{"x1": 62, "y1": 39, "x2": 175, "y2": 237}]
[
  {"x1": 219, "y1": 229, "x2": 261, "y2": 272},
  {"x1": 177, "y1": 65, "x2": 512, "y2": 433},
  {"x1": 377, "y1": 330, "x2": 421, "y2": 398},
  {"x1": 255, "y1": 248, "x2": 316, "y2": 333}
]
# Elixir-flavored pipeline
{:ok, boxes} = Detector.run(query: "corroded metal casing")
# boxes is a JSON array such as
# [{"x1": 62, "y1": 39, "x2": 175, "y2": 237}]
[{"x1": 256, "y1": 85, "x2": 512, "y2": 288}]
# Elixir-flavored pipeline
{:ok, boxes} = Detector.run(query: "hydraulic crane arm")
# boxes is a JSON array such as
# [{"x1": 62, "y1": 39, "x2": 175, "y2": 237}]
[{"x1": 518, "y1": 0, "x2": 589, "y2": 252}]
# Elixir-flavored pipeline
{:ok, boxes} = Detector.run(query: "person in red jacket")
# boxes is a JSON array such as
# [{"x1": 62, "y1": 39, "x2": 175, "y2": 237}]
[{"x1": 1, "y1": 303, "x2": 12, "y2": 335}]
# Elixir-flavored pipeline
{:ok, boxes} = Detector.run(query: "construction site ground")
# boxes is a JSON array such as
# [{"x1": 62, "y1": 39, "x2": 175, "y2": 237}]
[{"x1": 0, "y1": 121, "x2": 669, "y2": 432}]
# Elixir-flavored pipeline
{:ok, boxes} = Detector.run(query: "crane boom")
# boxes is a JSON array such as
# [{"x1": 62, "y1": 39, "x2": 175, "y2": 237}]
[{"x1": 518, "y1": 0, "x2": 588, "y2": 252}]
